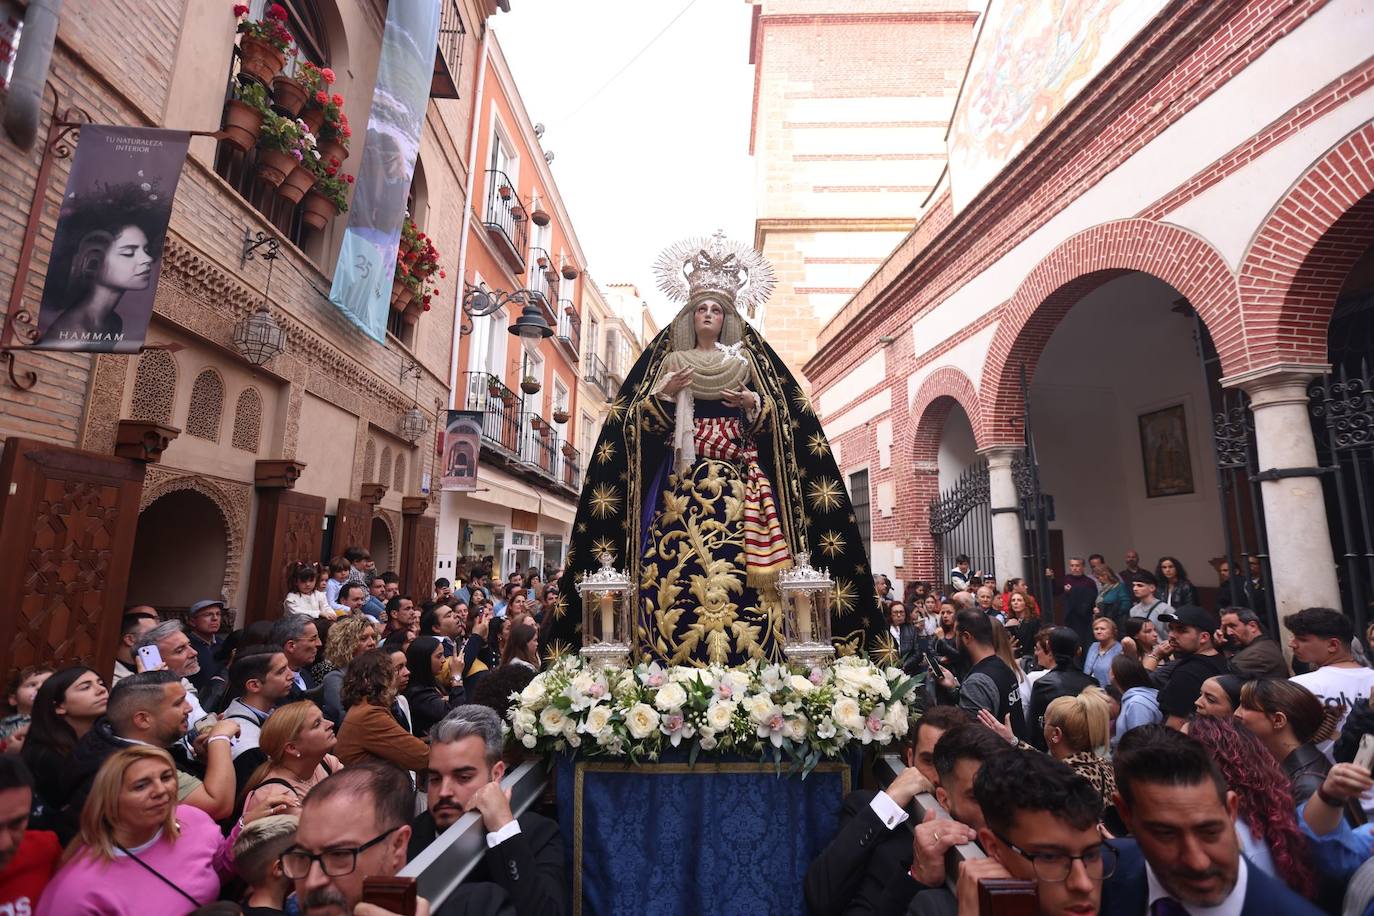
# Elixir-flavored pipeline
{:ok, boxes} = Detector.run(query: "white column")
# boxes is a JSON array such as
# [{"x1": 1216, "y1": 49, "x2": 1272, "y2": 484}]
[
  {"x1": 979, "y1": 446, "x2": 1025, "y2": 585},
  {"x1": 1222, "y1": 364, "x2": 1341, "y2": 645}
]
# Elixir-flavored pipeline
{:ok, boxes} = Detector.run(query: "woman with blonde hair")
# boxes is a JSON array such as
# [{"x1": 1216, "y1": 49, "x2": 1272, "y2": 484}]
[
  {"x1": 241, "y1": 700, "x2": 342, "y2": 814},
  {"x1": 319, "y1": 615, "x2": 378, "y2": 724},
  {"x1": 1043, "y1": 687, "x2": 1116, "y2": 809},
  {"x1": 38, "y1": 746, "x2": 230, "y2": 913}
]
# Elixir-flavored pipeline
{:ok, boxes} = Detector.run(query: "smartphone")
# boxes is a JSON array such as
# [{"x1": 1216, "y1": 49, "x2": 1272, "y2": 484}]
[
  {"x1": 362, "y1": 876, "x2": 417, "y2": 915},
  {"x1": 137, "y1": 644, "x2": 164, "y2": 671},
  {"x1": 924, "y1": 646, "x2": 945, "y2": 680},
  {"x1": 1354, "y1": 733, "x2": 1374, "y2": 774}
]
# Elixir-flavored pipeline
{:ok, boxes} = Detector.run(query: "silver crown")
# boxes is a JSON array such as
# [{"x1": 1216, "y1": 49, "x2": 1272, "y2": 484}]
[
  {"x1": 654, "y1": 230, "x2": 776, "y2": 317},
  {"x1": 777, "y1": 551, "x2": 834, "y2": 594}
]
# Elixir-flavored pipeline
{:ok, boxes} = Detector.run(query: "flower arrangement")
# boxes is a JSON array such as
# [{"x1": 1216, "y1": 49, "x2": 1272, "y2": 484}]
[
  {"x1": 319, "y1": 110, "x2": 352, "y2": 149},
  {"x1": 256, "y1": 110, "x2": 303, "y2": 154},
  {"x1": 234, "y1": 3, "x2": 293, "y2": 54},
  {"x1": 396, "y1": 216, "x2": 445, "y2": 310},
  {"x1": 233, "y1": 79, "x2": 270, "y2": 112},
  {"x1": 296, "y1": 61, "x2": 336, "y2": 97},
  {"x1": 308, "y1": 152, "x2": 354, "y2": 211},
  {"x1": 508, "y1": 655, "x2": 920, "y2": 774}
]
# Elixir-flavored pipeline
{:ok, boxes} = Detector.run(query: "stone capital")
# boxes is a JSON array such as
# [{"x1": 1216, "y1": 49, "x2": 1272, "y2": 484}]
[
  {"x1": 401, "y1": 496, "x2": 428, "y2": 516},
  {"x1": 360, "y1": 482, "x2": 388, "y2": 506},
  {"x1": 254, "y1": 458, "x2": 307, "y2": 489},
  {"x1": 1219, "y1": 362, "x2": 1329, "y2": 409},
  {"x1": 976, "y1": 445, "x2": 1022, "y2": 469}
]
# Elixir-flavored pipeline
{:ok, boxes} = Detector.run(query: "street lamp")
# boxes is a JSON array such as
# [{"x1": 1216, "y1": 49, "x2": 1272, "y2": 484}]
[
  {"x1": 460, "y1": 282, "x2": 552, "y2": 340},
  {"x1": 233, "y1": 231, "x2": 287, "y2": 366}
]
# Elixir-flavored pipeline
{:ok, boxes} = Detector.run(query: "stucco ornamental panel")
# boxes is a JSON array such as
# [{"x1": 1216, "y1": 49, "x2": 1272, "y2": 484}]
[
  {"x1": 130, "y1": 349, "x2": 177, "y2": 424},
  {"x1": 186, "y1": 369, "x2": 225, "y2": 442},
  {"x1": 232, "y1": 388, "x2": 263, "y2": 453}
]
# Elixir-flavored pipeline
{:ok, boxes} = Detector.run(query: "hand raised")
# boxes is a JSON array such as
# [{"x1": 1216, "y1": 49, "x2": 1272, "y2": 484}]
[
  {"x1": 661, "y1": 367, "x2": 694, "y2": 397},
  {"x1": 911, "y1": 809, "x2": 978, "y2": 887}
]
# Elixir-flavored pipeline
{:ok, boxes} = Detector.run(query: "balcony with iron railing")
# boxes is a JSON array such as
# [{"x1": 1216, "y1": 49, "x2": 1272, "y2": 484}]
[
  {"x1": 583, "y1": 352, "x2": 613, "y2": 399},
  {"x1": 463, "y1": 373, "x2": 523, "y2": 456},
  {"x1": 462, "y1": 372, "x2": 582, "y2": 496},
  {"x1": 520, "y1": 418, "x2": 558, "y2": 479},
  {"x1": 556, "y1": 301, "x2": 580, "y2": 363},
  {"x1": 560, "y1": 442, "x2": 582, "y2": 492},
  {"x1": 430, "y1": 0, "x2": 466, "y2": 99},
  {"x1": 483, "y1": 170, "x2": 528, "y2": 274},
  {"x1": 527, "y1": 248, "x2": 559, "y2": 325}
]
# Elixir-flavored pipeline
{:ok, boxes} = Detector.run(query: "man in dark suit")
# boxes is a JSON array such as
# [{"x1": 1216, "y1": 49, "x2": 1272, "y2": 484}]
[
  {"x1": 802, "y1": 706, "x2": 967, "y2": 915},
  {"x1": 1103, "y1": 725, "x2": 1323, "y2": 914},
  {"x1": 269, "y1": 613, "x2": 322, "y2": 701},
  {"x1": 408, "y1": 705, "x2": 564, "y2": 915}
]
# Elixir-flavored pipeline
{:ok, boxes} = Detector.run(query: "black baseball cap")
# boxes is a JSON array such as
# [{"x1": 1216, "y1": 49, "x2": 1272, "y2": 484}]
[{"x1": 1158, "y1": 605, "x2": 1217, "y2": 631}]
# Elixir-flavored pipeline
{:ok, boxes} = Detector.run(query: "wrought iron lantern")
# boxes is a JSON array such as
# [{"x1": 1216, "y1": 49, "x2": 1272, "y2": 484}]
[
  {"x1": 777, "y1": 551, "x2": 835, "y2": 667},
  {"x1": 399, "y1": 407, "x2": 430, "y2": 443},
  {"x1": 575, "y1": 552, "x2": 632, "y2": 669},
  {"x1": 461, "y1": 283, "x2": 553, "y2": 342},
  {"x1": 233, "y1": 304, "x2": 287, "y2": 366}
]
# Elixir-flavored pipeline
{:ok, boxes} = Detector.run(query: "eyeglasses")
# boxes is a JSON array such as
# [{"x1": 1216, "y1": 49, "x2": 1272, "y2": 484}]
[
  {"x1": 990, "y1": 829, "x2": 1118, "y2": 882},
  {"x1": 279, "y1": 824, "x2": 402, "y2": 879}
]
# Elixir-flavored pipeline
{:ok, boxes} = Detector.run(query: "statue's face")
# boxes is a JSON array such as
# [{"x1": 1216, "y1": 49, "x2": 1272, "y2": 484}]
[{"x1": 694, "y1": 299, "x2": 724, "y2": 341}]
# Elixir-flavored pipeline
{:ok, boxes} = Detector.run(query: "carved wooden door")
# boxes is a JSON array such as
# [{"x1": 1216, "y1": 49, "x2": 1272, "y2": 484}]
[
  {"x1": 245, "y1": 489, "x2": 325, "y2": 627},
  {"x1": 331, "y1": 498, "x2": 372, "y2": 561},
  {"x1": 401, "y1": 514, "x2": 437, "y2": 600},
  {"x1": 0, "y1": 438, "x2": 147, "y2": 682}
]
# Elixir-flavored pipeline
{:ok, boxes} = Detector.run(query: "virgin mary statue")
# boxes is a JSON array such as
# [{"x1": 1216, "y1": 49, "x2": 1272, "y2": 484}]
[{"x1": 552, "y1": 232, "x2": 880, "y2": 666}]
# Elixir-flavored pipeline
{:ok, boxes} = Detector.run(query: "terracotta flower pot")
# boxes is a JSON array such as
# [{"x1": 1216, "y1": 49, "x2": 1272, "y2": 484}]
[
  {"x1": 238, "y1": 36, "x2": 285, "y2": 85},
  {"x1": 299, "y1": 105, "x2": 326, "y2": 135},
  {"x1": 221, "y1": 99, "x2": 264, "y2": 153},
  {"x1": 271, "y1": 74, "x2": 308, "y2": 116},
  {"x1": 301, "y1": 190, "x2": 339, "y2": 230},
  {"x1": 255, "y1": 148, "x2": 297, "y2": 187},
  {"x1": 562, "y1": 264, "x2": 578, "y2": 280},
  {"x1": 318, "y1": 138, "x2": 348, "y2": 164},
  {"x1": 531, "y1": 206, "x2": 550, "y2": 227},
  {"x1": 390, "y1": 278, "x2": 413, "y2": 311},
  {"x1": 277, "y1": 163, "x2": 316, "y2": 204},
  {"x1": 553, "y1": 410, "x2": 569, "y2": 424},
  {"x1": 498, "y1": 185, "x2": 512, "y2": 200},
  {"x1": 562, "y1": 442, "x2": 576, "y2": 457}
]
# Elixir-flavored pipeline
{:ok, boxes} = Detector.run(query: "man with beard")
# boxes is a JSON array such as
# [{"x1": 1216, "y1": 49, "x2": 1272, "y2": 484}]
[
  {"x1": 408, "y1": 706, "x2": 563, "y2": 915},
  {"x1": 134, "y1": 620, "x2": 211, "y2": 726},
  {"x1": 1154, "y1": 607, "x2": 1228, "y2": 730},
  {"x1": 959, "y1": 749, "x2": 1107, "y2": 916},
  {"x1": 1104, "y1": 726, "x2": 1321, "y2": 914},
  {"x1": 288, "y1": 762, "x2": 514, "y2": 916}
]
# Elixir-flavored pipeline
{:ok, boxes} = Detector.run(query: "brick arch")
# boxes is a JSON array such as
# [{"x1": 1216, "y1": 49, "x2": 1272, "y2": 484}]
[
  {"x1": 981, "y1": 219, "x2": 1241, "y2": 444},
  {"x1": 1238, "y1": 122, "x2": 1374, "y2": 369},
  {"x1": 911, "y1": 366, "x2": 984, "y2": 464}
]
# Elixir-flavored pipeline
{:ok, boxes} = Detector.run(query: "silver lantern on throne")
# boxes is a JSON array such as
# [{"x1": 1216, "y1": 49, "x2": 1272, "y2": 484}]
[
  {"x1": 576, "y1": 553, "x2": 633, "y2": 670},
  {"x1": 777, "y1": 551, "x2": 835, "y2": 667}
]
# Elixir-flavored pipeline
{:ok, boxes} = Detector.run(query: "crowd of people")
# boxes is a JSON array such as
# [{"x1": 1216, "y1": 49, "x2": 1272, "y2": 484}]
[
  {"x1": 0, "y1": 550, "x2": 567, "y2": 915},
  {"x1": 823, "y1": 550, "x2": 1374, "y2": 915}
]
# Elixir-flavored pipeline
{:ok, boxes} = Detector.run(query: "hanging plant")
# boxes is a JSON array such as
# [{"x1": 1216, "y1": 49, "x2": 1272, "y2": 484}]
[
  {"x1": 521, "y1": 376, "x2": 541, "y2": 395},
  {"x1": 552, "y1": 408, "x2": 569, "y2": 425},
  {"x1": 234, "y1": 3, "x2": 293, "y2": 84},
  {"x1": 498, "y1": 184, "x2": 513, "y2": 201},
  {"x1": 562, "y1": 261, "x2": 579, "y2": 281},
  {"x1": 221, "y1": 80, "x2": 269, "y2": 152}
]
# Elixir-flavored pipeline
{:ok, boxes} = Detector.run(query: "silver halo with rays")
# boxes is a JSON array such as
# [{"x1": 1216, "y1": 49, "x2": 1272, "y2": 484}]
[{"x1": 653, "y1": 230, "x2": 778, "y2": 318}]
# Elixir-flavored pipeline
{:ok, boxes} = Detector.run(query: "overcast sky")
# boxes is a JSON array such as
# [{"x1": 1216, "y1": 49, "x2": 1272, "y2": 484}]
[{"x1": 493, "y1": 0, "x2": 756, "y2": 328}]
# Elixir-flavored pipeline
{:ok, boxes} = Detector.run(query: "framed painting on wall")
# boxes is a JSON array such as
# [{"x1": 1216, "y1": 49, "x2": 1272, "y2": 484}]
[{"x1": 1138, "y1": 404, "x2": 1195, "y2": 498}]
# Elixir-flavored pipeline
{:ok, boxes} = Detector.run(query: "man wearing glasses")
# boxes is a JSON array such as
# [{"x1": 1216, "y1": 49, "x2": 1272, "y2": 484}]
[
  {"x1": 284, "y1": 762, "x2": 513, "y2": 915},
  {"x1": 958, "y1": 748, "x2": 1108, "y2": 916}
]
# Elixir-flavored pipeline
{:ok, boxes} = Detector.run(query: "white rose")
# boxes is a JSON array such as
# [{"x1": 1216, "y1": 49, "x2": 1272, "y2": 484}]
[
  {"x1": 582, "y1": 704, "x2": 614, "y2": 736},
  {"x1": 743, "y1": 694, "x2": 776, "y2": 724},
  {"x1": 512, "y1": 709, "x2": 537, "y2": 735},
  {"x1": 782, "y1": 715, "x2": 808, "y2": 741},
  {"x1": 705, "y1": 700, "x2": 737, "y2": 732},
  {"x1": 519, "y1": 678, "x2": 547, "y2": 707},
  {"x1": 521, "y1": 733, "x2": 537, "y2": 748},
  {"x1": 539, "y1": 706, "x2": 568, "y2": 735},
  {"x1": 654, "y1": 682, "x2": 688, "y2": 712},
  {"x1": 699, "y1": 733, "x2": 718, "y2": 751},
  {"x1": 884, "y1": 701, "x2": 909, "y2": 737},
  {"x1": 720, "y1": 670, "x2": 751, "y2": 698},
  {"x1": 787, "y1": 674, "x2": 816, "y2": 694},
  {"x1": 832, "y1": 696, "x2": 864, "y2": 733},
  {"x1": 625, "y1": 702, "x2": 660, "y2": 739}
]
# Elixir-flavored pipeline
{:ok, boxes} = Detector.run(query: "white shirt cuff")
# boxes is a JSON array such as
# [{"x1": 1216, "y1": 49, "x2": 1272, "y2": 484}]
[
  {"x1": 869, "y1": 791, "x2": 910, "y2": 829},
  {"x1": 486, "y1": 819, "x2": 522, "y2": 848}
]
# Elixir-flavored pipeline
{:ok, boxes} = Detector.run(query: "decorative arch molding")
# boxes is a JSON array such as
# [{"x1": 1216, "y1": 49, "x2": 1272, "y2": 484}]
[
  {"x1": 373, "y1": 508, "x2": 400, "y2": 572},
  {"x1": 981, "y1": 219, "x2": 1241, "y2": 445},
  {"x1": 379, "y1": 445, "x2": 394, "y2": 485},
  {"x1": 364, "y1": 437, "x2": 377, "y2": 481},
  {"x1": 187, "y1": 368, "x2": 226, "y2": 442},
  {"x1": 232, "y1": 387, "x2": 263, "y2": 453},
  {"x1": 138, "y1": 468, "x2": 251, "y2": 610},
  {"x1": 1237, "y1": 122, "x2": 1374, "y2": 371},
  {"x1": 910, "y1": 367, "x2": 984, "y2": 464}
]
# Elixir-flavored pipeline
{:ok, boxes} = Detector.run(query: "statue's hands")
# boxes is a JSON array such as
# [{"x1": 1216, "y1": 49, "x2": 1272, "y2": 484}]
[
  {"x1": 661, "y1": 367, "x2": 694, "y2": 397},
  {"x1": 721, "y1": 388, "x2": 759, "y2": 411}
]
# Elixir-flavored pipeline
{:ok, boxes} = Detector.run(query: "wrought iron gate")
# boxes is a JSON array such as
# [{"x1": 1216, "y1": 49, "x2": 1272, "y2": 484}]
[
  {"x1": 929, "y1": 459, "x2": 993, "y2": 586},
  {"x1": 1016, "y1": 366, "x2": 1055, "y2": 618},
  {"x1": 1310, "y1": 362, "x2": 1374, "y2": 636}
]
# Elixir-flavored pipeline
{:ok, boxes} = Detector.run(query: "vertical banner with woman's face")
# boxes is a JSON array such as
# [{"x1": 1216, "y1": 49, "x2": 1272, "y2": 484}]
[
  {"x1": 442, "y1": 410, "x2": 483, "y2": 491},
  {"x1": 32, "y1": 126, "x2": 190, "y2": 353},
  {"x1": 328, "y1": 0, "x2": 440, "y2": 342}
]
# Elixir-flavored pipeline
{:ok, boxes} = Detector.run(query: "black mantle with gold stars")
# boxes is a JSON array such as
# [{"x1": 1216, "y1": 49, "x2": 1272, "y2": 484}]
[{"x1": 550, "y1": 319, "x2": 883, "y2": 664}]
